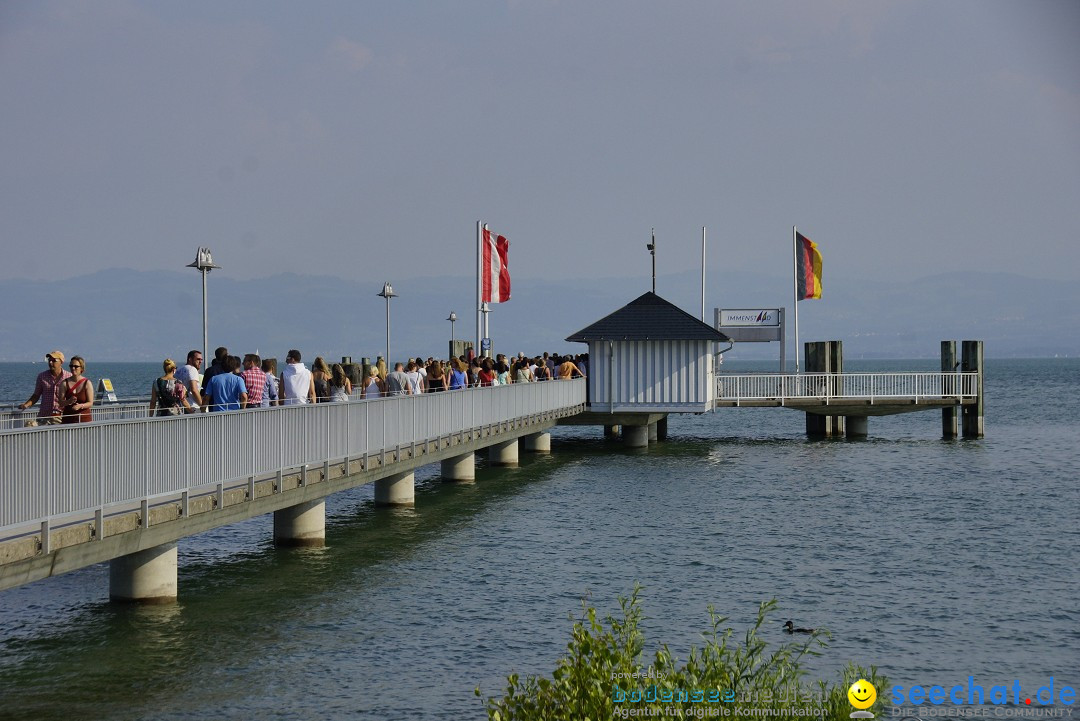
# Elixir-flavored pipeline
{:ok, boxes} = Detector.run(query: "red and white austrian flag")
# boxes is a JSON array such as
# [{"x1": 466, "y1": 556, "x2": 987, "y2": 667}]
[{"x1": 481, "y1": 227, "x2": 510, "y2": 303}]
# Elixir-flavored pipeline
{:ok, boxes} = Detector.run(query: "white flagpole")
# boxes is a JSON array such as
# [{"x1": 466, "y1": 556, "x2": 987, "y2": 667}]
[
  {"x1": 701, "y1": 226, "x2": 706, "y2": 321},
  {"x1": 483, "y1": 224, "x2": 491, "y2": 358},
  {"x1": 483, "y1": 301, "x2": 490, "y2": 358},
  {"x1": 793, "y1": 225, "x2": 800, "y2": 374},
  {"x1": 476, "y1": 220, "x2": 482, "y2": 358}
]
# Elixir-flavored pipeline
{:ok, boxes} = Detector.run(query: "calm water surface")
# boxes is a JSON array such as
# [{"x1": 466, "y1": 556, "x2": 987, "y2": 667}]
[
  {"x1": 0, "y1": 362, "x2": 159, "y2": 406},
  {"x1": 0, "y1": 359, "x2": 1077, "y2": 720}
]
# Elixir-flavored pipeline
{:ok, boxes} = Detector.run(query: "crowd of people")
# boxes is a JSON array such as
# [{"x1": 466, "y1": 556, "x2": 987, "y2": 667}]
[
  {"x1": 369, "y1": 351, "x2": 587, "y2": 398},
  {"x1": 15, "y1": 347, "x2": 588, "y2": 423}
]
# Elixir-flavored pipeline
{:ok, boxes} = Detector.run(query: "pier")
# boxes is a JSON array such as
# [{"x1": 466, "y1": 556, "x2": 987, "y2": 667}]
[
  {"x1": 0, "y1": 336, "x2": 984, "y2": 602},
  {"x1": 0, "y1": 381, "x2": 584, "y2": 601}
]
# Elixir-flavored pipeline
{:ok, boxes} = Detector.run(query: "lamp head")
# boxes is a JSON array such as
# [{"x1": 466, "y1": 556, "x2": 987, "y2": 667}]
[{"x1": 186, "y1": 246, "x2": 221, "y2": 272}]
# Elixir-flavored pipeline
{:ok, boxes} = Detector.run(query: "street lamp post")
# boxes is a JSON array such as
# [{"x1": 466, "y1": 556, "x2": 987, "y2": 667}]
[
  {"x1": 186, "y1": 247, "x2": 221, "y2": 370},
  {"x1": 377, "y1": 281, "x2": 397, "y2": 366},
  {"x1": 447, "y1": 311, "x2": 457, "y2": 356},
  {"x1": 480, "y1": 302, "x2": 490, "y2": 357}
]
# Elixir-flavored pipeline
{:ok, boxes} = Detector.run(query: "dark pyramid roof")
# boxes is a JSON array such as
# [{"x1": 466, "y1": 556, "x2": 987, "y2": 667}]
[{"x1": 566, "y1": 291, "x2": 729, "y2": 343}]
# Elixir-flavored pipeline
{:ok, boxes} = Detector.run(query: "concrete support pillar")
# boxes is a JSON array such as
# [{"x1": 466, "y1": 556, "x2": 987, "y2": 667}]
[
  {"x1": 648, "y1": 422, "x2": 658, "y2": 443},
  {"x1": 961, "y1": 340, "x2": 984, "y2": 439},
  {"x1": 441, "y1": 452, "x2": 475, "y2": 483},
  {"x1": 488, "y1": 439, "x2": 519, "y2": 467},
  {"x1": 604, "y1": 425, "x2": 620, "y2": 440},
  {"x1": 521, "y1": 431, "x2": 551, "y2": 454},
  {"x1": 273, "y1": 499, "x2": 326, "y2": 547},
  {"x1": 623, "y1": 425, "x2": 649, "y2": 448},
  {"x1": 656, "y1": 416, "x2": 668, "y2": 441},
  {"x1": 846, "y1": 416, "x2": 868, "y2": 438},
  {"x1": 941, "y1": 340, "x2": 958, "y2": 439},
  {"x1": 109, "y1": 542, "x2": 178, "y2": 603},
  {"x1": 375, "y1": 471, "x2": 415, "y2": 506}
]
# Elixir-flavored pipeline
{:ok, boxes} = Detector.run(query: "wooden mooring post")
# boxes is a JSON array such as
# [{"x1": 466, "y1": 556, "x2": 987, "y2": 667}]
[
  {"x1": 804, "y1": 340, "x2": 845, "y2": 438},
  {"x1": 941, "y1": 340, "x2": 958, "y2": 439},
  {"x1": 961, "y1": 340, "x2": 984, "y2": 438}
]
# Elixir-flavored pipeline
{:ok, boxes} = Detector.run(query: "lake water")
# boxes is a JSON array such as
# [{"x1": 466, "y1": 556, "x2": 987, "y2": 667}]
[
  {"x1": 0, "y1": 359, "x2": 1077, "y2": 720},
  {"x1": 0, "y1": 362, "x2": 162, "y2": 406}
]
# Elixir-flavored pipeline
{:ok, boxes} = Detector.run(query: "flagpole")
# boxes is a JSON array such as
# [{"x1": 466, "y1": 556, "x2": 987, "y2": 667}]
[
  {"x1": 651, "y1": 228, "x2": 657, "y2": 293},
  {"x1": 483, "y1": 301, "x2": 490, "y2": 358},
  {"x1": 701, "y1": 226, "x2": 706, "y2": 321},
  {"x1": 476, "y1": 220, "x2": 482, "y2": 359},
  {"x1": 482, "y1": 224, "x2": 491, "y2": 358},
  {"x1": 793, "y1": 225, "x2": 800, "y2": 374}
]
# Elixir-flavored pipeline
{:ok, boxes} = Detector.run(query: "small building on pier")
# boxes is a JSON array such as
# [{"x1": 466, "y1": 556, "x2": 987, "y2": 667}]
[{"x1": 566, "y1": 291, "x2": 729, "y2": 413}]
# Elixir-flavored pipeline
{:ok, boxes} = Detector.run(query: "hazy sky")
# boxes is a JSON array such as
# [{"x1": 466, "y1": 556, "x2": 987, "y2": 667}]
[{"x1": 2, "y1": 0, "x2": 1078, "y2": 288}]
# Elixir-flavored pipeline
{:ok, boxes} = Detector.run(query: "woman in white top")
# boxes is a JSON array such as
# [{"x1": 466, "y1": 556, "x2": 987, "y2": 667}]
[
  {"x1": 361, "y1": 368, "x2": 384, "y2": 399},
  {"x1": 514, "y1": 358, "x2": 533, "y2": 383},
  {"x1": 329, "y1": 363, "x2": 352, "y2": 402},
  {"x1": 405, "y1": 361, "x2": 424, "y2": 395}
]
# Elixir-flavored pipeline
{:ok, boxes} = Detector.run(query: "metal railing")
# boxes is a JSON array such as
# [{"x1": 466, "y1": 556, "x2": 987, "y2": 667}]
[
  {"x1": 1, "y1": 398, "x2": 151, "y2": 430},
  {"x1": 714, "y1": 372, "x2": 979, "y2": 403},
  {"x1": 0, "y1": 379, "x2": 586, "y2": 540}
]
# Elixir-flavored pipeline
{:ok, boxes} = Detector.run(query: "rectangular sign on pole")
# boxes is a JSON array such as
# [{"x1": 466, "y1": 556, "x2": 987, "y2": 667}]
[
  {"x1": 715, "y1": 308, "x2": 787, "y2": 371},
  {"x1": 719, "y1": 309, "x2": 781, "y2": 327}
]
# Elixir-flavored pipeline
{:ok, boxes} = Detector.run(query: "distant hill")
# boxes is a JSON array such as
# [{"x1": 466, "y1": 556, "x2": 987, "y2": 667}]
[{"x1": 0, "y1": 268, "x2": 1076, "y2": 361}]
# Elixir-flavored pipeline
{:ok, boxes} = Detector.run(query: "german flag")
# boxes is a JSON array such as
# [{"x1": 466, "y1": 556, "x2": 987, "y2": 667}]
[{"x1": 795, "y1": 232, "x2": 822, "y2": 300}]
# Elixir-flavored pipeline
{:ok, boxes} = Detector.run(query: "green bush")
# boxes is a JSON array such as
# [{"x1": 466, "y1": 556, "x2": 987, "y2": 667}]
[{"x1": 477, "y1": 586, "x2": 887, "y2": 721}]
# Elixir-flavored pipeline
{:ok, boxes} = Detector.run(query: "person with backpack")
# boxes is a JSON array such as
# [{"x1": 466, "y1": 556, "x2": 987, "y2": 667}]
[{"x1": 149, "y1": 358, "x2": 193, "y2": 416}]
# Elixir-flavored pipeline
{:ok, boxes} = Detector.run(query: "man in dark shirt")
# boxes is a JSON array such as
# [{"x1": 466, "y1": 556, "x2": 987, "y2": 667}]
[{"x1": 199, "y1": 347, "x2": 229, "y2": 411}]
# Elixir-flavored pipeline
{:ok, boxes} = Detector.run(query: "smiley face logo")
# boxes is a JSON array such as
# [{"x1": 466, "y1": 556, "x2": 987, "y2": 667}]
[{"x1": 848, "y1": 679, "x2": 877, "y2": 710}]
